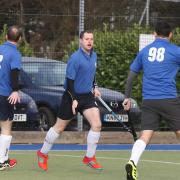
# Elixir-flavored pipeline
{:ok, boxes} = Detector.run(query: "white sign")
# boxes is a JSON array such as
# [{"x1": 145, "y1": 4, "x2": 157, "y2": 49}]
[
  {"x1": 139, "y1": 34, "x2": 155, "y2": 51},
  {"x1": 13, "y1": 114, "x2": 27, "y2": 122},
  {"x1": 103, "y1": 114, "x2": 128, "y2": 122}
]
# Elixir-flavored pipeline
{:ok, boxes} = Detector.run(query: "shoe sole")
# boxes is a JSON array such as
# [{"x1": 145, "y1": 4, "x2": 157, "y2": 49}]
[
  {"x1": 7, "y1": 163, "x2": 17, "y2": 168},
  {"x1": 83, "y1": 162, "x2": 103, "y2": 171},
  {"x1": 125, "y1": 164, "x2": 135, "y2": 180},
  {"x1": 38, "y1": 163, "x2": 47, "y2": 171},
  {"x1": 0, "y1": 166, "x2": 6, "y2": 171},
  {"x1": 0, "y1": 163, "x2": 17, "y2": 171},
  {"x1": 87, "y1": 164, "x2": 103, "y2": 170},
  {"x1": 6, "y1": 162, "x2": 17, "y2": 169}
]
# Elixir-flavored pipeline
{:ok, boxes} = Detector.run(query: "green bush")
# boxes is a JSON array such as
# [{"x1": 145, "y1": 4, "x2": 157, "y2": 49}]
[{"x1": 64, "y1": 24, "x2": 180, "y2": 104}]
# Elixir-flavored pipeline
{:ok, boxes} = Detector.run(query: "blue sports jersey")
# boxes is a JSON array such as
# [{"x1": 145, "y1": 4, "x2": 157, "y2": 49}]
[
  {"x1": 64, "y1": 48, "x2": 97, "y2": 93},
  {"x1": 0, "y1": 41, "x2": 21, "y2": 96},
  {"x1": 130, "y1": 38, "x2": 180, "y2": 99}
]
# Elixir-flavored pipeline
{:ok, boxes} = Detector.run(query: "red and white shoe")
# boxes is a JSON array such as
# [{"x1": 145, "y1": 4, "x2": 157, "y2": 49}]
[
  {"x1": 37, "y1": 150, "x2": 48, "y2": 171},
  {"x1": 0, "y1": 159, "x2": 17, "y2": 171},
  {"x1": 83, "y1": 155, "x2": 103, "y2": 170}
]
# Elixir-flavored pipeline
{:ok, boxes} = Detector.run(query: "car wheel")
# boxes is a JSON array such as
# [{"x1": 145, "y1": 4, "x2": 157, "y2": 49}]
[{"x1": 38, "y1": 106, "x2": 56, "y2": 131}]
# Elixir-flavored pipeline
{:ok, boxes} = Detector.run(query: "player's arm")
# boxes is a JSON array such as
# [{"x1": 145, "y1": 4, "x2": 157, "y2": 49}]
[
  {"x1": 8, "y1": 68, "x2": 20, "y2": 104},
  {"x1": 11, "y1": 68, "x2": 20, "y2": 91},
  {"x1": 67, "y1": 78, "x2": 76, "y2": 100},
  {"x1": 92, "y1": 76, "x2": 101, "y2": 97},
  {"x1": 122, "y1": 71, "x2": 138, "y2": 111},
  {"x1": 66, "y1": 78, "x2": 78, "y2": 115}
]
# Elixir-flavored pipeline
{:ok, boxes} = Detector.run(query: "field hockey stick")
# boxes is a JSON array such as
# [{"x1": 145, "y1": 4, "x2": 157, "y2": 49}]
[
  {"x1": 126, "y1": 111, "x2": 138, "y2": 141},
  {"x1": 97, "y1": 96, "x2": 137, "y2": 141}
]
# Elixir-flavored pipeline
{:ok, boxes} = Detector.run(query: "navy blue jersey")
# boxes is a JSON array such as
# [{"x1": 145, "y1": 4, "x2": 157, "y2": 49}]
[
  {"x1": 0, "y1": 41, "x2": 21, "y2": 96},
  {"x1": 130, "y1": 38, "x2": 180, "y2": 99},
  {"x1": 64, "y1": 48, "x2": 97, "y2": 94}
]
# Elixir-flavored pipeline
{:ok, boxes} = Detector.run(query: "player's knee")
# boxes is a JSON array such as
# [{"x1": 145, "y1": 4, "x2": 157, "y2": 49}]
[
  {"x1": 53, "y1": 118, "x2": 69, "y2": 133},
  {"x1": 175, "y1": 130, "x2": 180, "y2": 140},
  {"x1": 53, "y1": 125, "x2": 65, "y2": 133},
  {"x1": 53, "y1": 124, "x2": 65, "y2": 133},
  {"x1": 91, "y1": 123, "x2": 102, "y2": 132},
  {"x1": 1, "y1": 121, "x2": 12, "y2": 135}
]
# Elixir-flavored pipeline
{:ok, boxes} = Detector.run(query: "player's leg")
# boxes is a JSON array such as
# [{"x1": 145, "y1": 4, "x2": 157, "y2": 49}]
[
  {"x1": 0, "y1": 96, "x2": 17, "y2": 171},
  {"x1": 175, "y1": 130, "x2": 180, "y2": 140},
  {"x1": 125, "y1": 99, "x2": 159, "y2": 180},
  {"x1": 125, "y1": 130, "x2": 153, "y2": 180},
  {"x1": 37, "y1": 118, "x2": 70, "y2": 171},
  {"x1": 82, "y1": 106, "x2": 102, "y2": 170},
  {"x1": 163, "y1": 98, "x2": 180, "y2": 142},
  {"x1": 37, "y1": 92, "x2": 74, "y2": 171}
]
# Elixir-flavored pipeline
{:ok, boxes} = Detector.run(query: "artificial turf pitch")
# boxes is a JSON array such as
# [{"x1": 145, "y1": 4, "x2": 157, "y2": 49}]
[{"x1": 1, "y1": 150, "x2": 180, "y2": 180}]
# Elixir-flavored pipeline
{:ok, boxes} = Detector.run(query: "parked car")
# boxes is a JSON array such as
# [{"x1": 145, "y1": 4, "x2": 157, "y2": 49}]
[
  {"x1": 12, "y1": 91, "x2": 39, "y2": 130},
  {"x1": 19, "y1": 57, "x2": 141, "y2": 131}
]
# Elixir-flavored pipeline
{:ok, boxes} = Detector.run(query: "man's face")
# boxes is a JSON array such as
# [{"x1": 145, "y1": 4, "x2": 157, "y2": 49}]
[{"x1": 80, "y1": 32, "x2": 94, "y2": 52}]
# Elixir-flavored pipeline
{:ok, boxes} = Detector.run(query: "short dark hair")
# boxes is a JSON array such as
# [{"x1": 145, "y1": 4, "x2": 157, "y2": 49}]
[
  {"x1": 7, "y1": 25, "x2": 22, "y2": 42},
  {"x1": 79, "y1": 30, "x2": 93, "y2": 39},
  {"x1": 155, "y1": 21, "x2": 172, "y2": 37}
]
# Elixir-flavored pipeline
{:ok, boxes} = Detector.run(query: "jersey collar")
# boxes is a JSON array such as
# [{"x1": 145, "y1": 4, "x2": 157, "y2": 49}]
[
  {"x1": 4, "y1": 41, "x2": 17, "y2": 49},
  {"x1": 79, "y1": 47, "x2": 94, "y2": 57},
  {"x1": 155, "y1": 37, "x2": 169, "y2": 43}
]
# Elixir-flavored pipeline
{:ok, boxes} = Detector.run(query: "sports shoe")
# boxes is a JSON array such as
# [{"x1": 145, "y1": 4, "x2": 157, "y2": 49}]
[
  {"x1": 0, "y1": 159, "x2": 17, "y2": 171},
  {"x1": 0, "y1": 162, "x2": 6, "y2": 171},
  {"x1": 37, "y1": 150, "x2": 48, "y2": 171},
  {"x1": 125, "y1": 160, "x2": 137, "y2": 180},
  {"x1": 83, "y1": 155, "x2": 103, "y2": 170}
]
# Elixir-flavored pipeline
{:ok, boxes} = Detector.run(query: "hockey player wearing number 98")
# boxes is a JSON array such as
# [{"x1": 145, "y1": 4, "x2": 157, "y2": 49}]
[{"x1": 122, "y1": 21, "x2": 180, "y2": 180}]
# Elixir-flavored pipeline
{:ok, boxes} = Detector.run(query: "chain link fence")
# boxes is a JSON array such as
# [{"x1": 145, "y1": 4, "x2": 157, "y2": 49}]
[
  {"x1": 0, "y1": 0, "x2": 180, "y2": 60},
  {"x1": 0, "y1": 0, "x2": 180, "y2": 131}
]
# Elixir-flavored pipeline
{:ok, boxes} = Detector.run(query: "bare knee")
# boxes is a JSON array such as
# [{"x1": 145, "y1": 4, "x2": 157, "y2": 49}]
[
  {"x1": 175, "y1": 130, "x2": 180, "y2": 140},
  {"x1": 0, "y1": 120, "x2": 12, "y2": 135},
  {"x1": 139, "y1": 130, "x2": 154, "y2": 145},
  {"x1": 53, "y1": 118, "x2": 70, "y2": 134},
  {"x1": 90, "y1": 121, "x2": 102, "y2": 132}
]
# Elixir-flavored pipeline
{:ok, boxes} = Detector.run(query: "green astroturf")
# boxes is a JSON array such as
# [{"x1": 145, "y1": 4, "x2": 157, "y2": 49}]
[{"x1": 1, "y1": 151, "x2": 180, "y2": 180}]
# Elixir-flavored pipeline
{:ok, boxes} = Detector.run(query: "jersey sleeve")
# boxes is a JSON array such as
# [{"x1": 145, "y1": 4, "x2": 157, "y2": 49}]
[
  {"x1": 175, "y1": 46, "x2": 180, "y2": 65},
  {"x1": 10, "y1": 51, "x2": 21, "y2": 70},
  {"x1": 130, "y1": 52, "x2": 143, "y2": 73},
  {"x1": 66, "y1": 54, "x2": 79, "y2": 80}
]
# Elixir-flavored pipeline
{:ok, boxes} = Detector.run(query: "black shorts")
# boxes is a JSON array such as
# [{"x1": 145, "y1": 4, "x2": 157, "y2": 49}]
[
  {"x1": 141, "y1": 98, "x2": 180, "y2": 131},
  {"x1": 0, "y1": 95, "x2": 14, "y2": 121},
  {"x1": 57, "y1": 91, "x2": 98, "y2": 120}
]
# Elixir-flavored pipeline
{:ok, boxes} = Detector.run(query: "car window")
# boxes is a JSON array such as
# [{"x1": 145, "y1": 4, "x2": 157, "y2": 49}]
[{"x1": 22, "y1": 62, "x2": 66, "y2": 86}]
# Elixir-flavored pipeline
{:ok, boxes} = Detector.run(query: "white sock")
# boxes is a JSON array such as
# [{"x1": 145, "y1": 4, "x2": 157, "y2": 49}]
[
  {"x1": 0, "y1": 134, "x2": 12, "y2": 163},
  {"x1": 40, "y1": 127, "x2": 60, "y2": 154},
  {"x1": 86, "y1": 130, "x2": 100, "y2": 158},
  {"x1": 130, "y1": 139, "x2": 146, "y2": 166}
]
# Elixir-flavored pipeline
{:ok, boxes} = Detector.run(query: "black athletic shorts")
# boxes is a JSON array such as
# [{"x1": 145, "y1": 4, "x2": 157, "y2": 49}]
[
  {"x1": 0, "y1": 95, "x2": 14, "y2": 121},
  {"x1": 141, "y1": 98, "x2": 180, "y2": 131},
  {"x1": 57, "y1": 91, "x2": 98, "y2": 120}
]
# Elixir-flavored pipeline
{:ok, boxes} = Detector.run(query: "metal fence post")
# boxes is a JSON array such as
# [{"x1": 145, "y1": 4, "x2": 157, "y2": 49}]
[
  {"x1": 77, "y1": 112, "x2": 83, "y2": 131},
  {"x1": 79, "y1": 0, "x2": 85, "y2": 38},
  {"x1": 146, "y1": 0, "x2": 150, "y2": 26}
]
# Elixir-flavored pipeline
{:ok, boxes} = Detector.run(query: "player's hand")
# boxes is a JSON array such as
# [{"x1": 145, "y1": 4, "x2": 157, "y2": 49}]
[
  {"x1": 122, "y1": 98, "x2": 131, "y2": 111},
  {"x1": 72, "y1": 99, "x2": 78, "y2": 115},
  {"x1": 93, "y1": 88, "x2": 101, "y2": 97},
  {"x1": 8, "y1": 91, "x2": 20, "y2": 104}
]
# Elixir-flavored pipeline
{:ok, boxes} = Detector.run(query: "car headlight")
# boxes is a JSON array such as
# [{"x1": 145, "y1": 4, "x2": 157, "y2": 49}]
[
  {"x1": 28, "y1": 100, "x2": 38, "y2": 112},
  {"x1": 130, "y1": 98, "x2": 138, "y2": 108}
]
